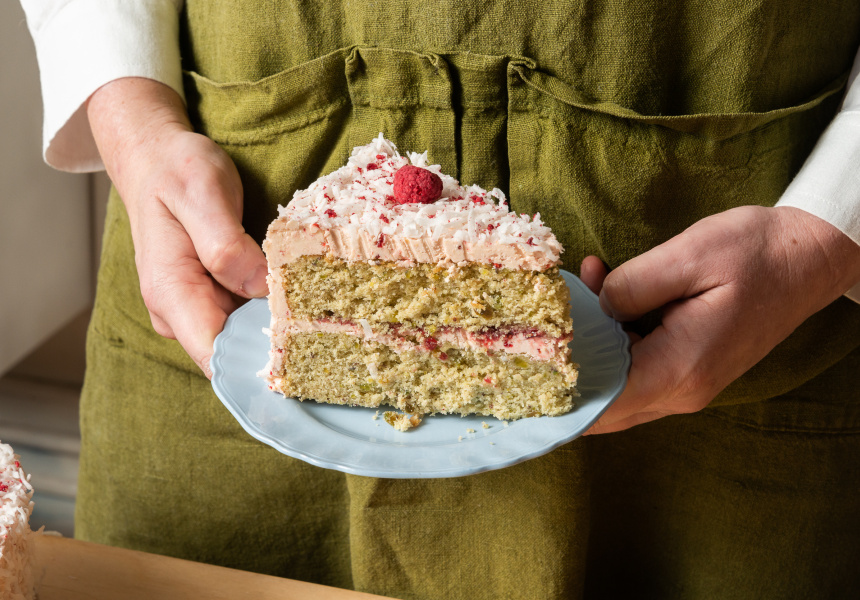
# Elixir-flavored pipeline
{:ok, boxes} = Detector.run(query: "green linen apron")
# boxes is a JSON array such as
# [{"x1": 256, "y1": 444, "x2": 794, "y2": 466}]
[{"x1": 78, "y1": 1, "x2": 860, "y2": 598}]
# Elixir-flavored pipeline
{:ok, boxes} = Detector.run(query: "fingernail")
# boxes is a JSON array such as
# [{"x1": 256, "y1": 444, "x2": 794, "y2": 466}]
[
  {"x1": 201, "y1": 357, "x2": 213, "y2": 380},
  {"x1": 242, "y1": 265, "x2": 269, "y2": 298},
  {"x1": 598, "y1": 291, "x2": 614, "y2": 317}
]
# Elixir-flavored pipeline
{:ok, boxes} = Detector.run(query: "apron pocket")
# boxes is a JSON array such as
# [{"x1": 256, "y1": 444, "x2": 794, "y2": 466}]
[
  {"x1": 184, "y1": 48, "x2": 355, "y2": 241},
  {"x1": 506, "y1": 59, "x2": 848, "y2": 269},
  {"x1": 345, "y1": 47, "x2": 457, "y2": 177},
  {"x1": 183, "y1": 46, "x2": 462, "y2": 241},
  {"x1": 184, "y1": 48, "x2": 353, "y2": 144}
]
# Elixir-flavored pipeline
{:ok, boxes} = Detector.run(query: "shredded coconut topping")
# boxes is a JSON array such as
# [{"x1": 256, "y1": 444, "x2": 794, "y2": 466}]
[
  {"x1": 273, "y1": 134, "x2": 562, "y2": 268},
  {"x1": 0, "y1": 442, "x2": 36, "y2": 600}
]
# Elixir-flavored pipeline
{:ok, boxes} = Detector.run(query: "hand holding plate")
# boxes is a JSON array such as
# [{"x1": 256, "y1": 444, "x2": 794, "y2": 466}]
[{"x1": 583, "y1": 205, "x2": 860, "y2": 434}]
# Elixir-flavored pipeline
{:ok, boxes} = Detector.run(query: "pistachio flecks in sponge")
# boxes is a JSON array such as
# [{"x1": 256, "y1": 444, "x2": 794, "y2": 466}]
[
  {"x1": 279, "y1": 332, "x2": 577, "y2": 421},
  {"x1": 280, "y1": 256, "x2": 572, "y2": 337}
]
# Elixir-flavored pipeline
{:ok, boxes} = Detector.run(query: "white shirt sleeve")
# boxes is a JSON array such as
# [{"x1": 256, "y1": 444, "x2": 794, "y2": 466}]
[
  {"x1": 777, "y1": 43, "x2": 860, "y2": 302},
  {"x1": 20, "y1": 0, "x2": 184, "y2": 173}
]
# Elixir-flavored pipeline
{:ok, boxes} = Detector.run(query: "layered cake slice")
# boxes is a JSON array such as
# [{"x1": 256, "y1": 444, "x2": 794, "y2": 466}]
[{"x1": 262, "y1": 135, "x2": 577, "y2": 421}]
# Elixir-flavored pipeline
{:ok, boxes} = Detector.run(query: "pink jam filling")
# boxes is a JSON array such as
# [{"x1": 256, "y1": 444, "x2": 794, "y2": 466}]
[{"x1": 277, "y1": 318, "x2": 571, "y2": 363}]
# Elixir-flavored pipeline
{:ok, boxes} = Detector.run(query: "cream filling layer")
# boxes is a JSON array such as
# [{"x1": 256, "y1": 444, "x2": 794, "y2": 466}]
[{"x1": 273, "y1": 318, "x2": 572, "y2": 364}]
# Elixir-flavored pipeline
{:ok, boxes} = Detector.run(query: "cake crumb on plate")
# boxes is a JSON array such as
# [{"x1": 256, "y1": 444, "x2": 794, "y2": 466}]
[{"x1": 383, "y1": 412, "x2": 422, "y2": 431}]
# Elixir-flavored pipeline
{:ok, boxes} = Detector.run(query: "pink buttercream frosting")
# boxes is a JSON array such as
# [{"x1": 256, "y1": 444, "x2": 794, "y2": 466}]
[
  {"x1": 271, "y1": 318, "x2": 573, "y2": 365},
  {"x1": 264, "y1": 134, "x2": 563, "y2": 270}
]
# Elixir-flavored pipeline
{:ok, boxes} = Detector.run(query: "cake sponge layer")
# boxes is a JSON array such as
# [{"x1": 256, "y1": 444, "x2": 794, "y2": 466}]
[
  {"x1": 278, "y1": 256, "x2": 572, "y2": 337},
  {"x1": 272, "y1": 332, "x2": 578, "y2": 421}
]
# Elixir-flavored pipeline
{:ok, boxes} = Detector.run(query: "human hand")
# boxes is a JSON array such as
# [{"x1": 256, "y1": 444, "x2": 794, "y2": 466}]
[
  {"x1": 580, "y1": 205, "x2": 860, "y2": 434},
  {"x1": 87, "y1": 78, "x2": 268, "y2": 378}
]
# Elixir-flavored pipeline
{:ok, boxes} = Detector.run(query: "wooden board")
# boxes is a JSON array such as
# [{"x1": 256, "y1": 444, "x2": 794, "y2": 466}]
[{"x1": 33, "y1": 535, "x2": 395, "y2": 600}]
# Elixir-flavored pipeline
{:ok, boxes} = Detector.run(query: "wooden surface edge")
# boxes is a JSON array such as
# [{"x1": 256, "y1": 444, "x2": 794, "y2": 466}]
[{"x1": 33, "y1": 534, "x2": 396, "y2": 600}]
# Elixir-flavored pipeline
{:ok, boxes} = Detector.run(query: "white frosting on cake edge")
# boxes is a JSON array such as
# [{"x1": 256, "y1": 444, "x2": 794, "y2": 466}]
[{"x1": 264, "y1": 134, "x2": 563, "y2": 271}]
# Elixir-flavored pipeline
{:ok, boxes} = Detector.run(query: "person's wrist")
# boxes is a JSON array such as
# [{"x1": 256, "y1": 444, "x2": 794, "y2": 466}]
[
  {"x1": 774, "y1": 205, "x2": 860, "y2": 303},
  {"x1": 87, "y1": 77, "x2": 191, "y2": 188}
]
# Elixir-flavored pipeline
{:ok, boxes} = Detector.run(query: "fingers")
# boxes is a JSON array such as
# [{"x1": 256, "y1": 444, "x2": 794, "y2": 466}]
[
  {"x1": 579, "y1": 255, "x2": 608, "y2": 295},
  {"x1": 586, "y1": 288, "x2": 734, "y2": 435},
  {"x1": 137, "y1": 199, "x2": 243, "y2": 379},
  {"x1": 583, "y1": 335, "x2": 681, "y2": 436},
  {"x1": 142, "y1": 261, "x2": 241, "y2": 380},
  {"x1": 583, "y1": 332, "x2": 656, "y2": 435},
  {"x1": 162, "y1": 276, "x2": 236, "y2": 380},
  {"x1": 149, "y1": 313, "x2": 175, "y2": 339},
  {"x1": 584, "y1": 410, "x2": 669, "y2": 435}
]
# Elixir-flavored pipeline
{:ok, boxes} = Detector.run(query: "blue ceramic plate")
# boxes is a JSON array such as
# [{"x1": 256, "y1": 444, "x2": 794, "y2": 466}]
[{"x1": 211, "y1": 270, "x2": 630, "y2": 478}]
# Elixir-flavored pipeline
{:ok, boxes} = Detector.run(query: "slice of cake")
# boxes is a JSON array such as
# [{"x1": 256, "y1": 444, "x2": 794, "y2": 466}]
[
  {"x1": 0, "y1": 442, "x2": 36, "y2": 600},
  {"x1": 262, "y1": 134, "x2": 578, "y2": 421}
]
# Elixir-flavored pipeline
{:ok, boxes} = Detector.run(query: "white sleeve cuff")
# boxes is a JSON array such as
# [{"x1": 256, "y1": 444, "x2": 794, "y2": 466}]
[
  {"x1": 776, "y1": 110, "x2": 860, "y2": 302},
  {"x1": 24, "y1": 0, "x2": 184, "y2": 173}
]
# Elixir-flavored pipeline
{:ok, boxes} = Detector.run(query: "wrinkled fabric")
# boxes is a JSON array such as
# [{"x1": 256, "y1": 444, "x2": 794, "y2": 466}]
[{"x1": 78, "y1": 2, "x2": 860, "y2": 599}]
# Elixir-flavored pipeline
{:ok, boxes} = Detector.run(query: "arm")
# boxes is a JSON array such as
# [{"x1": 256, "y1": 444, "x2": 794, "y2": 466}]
[
  {"x1": 86, "y1": 77, "x2": 268, "y2": 378},
  {"x1": 20, "y1": 0, "x2": 185, "y2": 171},
  {"x1": 21, "y1": 0, "x2": 265, "y2": 377},
  {"x1": 775, "y1": 43, "x2": 860, "y2": 301}
]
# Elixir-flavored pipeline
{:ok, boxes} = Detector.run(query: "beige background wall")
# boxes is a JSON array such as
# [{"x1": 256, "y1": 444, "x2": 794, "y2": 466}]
[{"x1": 0, "y1": 1, "x2": 109, "y2": 379}]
